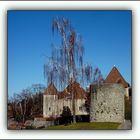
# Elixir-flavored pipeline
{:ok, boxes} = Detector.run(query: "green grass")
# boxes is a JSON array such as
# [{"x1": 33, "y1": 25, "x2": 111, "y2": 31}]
[{"x1": 44, "y1": 122, "x2": 120, "y2": 130}]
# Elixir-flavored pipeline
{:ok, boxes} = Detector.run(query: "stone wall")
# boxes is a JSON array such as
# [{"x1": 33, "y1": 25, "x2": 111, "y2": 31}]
[
  {"x1": 43, "y1": 95, "x2": 88, "y2": 118},
  {"x1": 43, "y1": 95, "x2": 58, "y2": 118},
  {"x1": 58, "y1": 98, "x2": 88, "y2": 116},
  {"x1": 33, "y1": 118, "x2": 54, "y2": 128},
  {"x1": 90, "y1": 83, "x2": 125, "y2": 123},
  {"x1": 125, "y1": 87, "x2": 130, "y2": 99},
  {"x1": 75, "y1": 99, "x2": 88, "y2": 115}
]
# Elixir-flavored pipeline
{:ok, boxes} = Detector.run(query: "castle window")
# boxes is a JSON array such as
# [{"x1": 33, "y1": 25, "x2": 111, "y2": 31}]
[
  {"x1": 49, "y1": 107, "x2": 51, "y2": 111},
  {"x1": 79, "y1": 106, "x2": 82, "y2": 111}
]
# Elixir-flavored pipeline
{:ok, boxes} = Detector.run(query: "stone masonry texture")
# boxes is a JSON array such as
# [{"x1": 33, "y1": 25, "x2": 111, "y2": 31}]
[{"x1": 90, "y1": 83, "x2": 125, "y2": 123}]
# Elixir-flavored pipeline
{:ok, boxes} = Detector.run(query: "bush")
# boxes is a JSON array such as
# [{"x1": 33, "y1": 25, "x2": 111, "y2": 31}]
[
  {"x1": 15, "y1": 115, "x2": 22, "y2": 122},
  {"x1": 25, "y1": 125, "x2": 34, "y2": 129}
]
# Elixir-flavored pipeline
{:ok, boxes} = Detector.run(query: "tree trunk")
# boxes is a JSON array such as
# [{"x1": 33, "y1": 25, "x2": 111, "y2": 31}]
[
  {"x1": 72, "y1": 82, "x2": 76, "y2": 124},
  {"x1": 72, "y1": 95, "x2": 76, "y2": 123}
]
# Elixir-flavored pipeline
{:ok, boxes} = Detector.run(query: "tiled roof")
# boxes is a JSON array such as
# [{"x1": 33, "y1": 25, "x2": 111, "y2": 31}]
[
  {"x1": 44, "y1": 83, "x2": 57, "y2": 95},
  {"x1": 44, "y1": 82, "x2": 87, "y2": 99},
  {"x1": 105, "y1": 66, "x2": 129, "y2": 88},
  {"x1": 58, "y1": 81, "x2": 86, "y2": 99}
]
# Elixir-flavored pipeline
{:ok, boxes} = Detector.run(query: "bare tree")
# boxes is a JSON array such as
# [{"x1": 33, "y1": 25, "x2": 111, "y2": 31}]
[
  {"x1": 44, "y1": 17, "x2": 103, "y2": 123},
  {"x1": 14, "y1": 89, "x2": 31, "y2": 123},
  {"x1": 8, "y1": 93, "x2": 19, "y2": 119},
  {"x1": 18, "y1": 84, "x2": 45, "y2": 122},
  {"x1": 8, "y1": 83, "x2": 45, "y2": 125}
]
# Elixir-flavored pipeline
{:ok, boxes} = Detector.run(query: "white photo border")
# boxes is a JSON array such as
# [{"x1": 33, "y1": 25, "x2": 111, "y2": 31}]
[{"x1": 0, "y1": 1, "x2": 139, "y2": 139}]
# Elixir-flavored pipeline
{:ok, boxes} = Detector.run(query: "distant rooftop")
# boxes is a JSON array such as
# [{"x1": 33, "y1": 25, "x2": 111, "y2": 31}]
[{"x1": 44, "y1": 81, "x2": 86, "y2": 99}]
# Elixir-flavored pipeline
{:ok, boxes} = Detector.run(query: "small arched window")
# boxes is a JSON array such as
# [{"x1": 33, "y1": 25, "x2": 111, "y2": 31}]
[
  {"x1": 49, "y1": 107, "x2": 51, "y2": 111},
  {"x1": 79, "y1": 106, "x2": 82, "y2": 111}
]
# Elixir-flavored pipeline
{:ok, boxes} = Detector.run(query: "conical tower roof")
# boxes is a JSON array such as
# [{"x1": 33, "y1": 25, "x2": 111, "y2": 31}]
[
  {"x1": 44, "y1": 83, "x2": 57, "y2": 95},
  {"x1": 105, "y1": 66, "x2": 129, "y2": 88}
]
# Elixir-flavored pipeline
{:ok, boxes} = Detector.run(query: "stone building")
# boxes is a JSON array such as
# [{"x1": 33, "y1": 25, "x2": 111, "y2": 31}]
[
  {"x1": 90, "y1": 66, "x2": 130, "y2": 123},
  {"x1": 43, "y1": 66, "x2": 130, "y2": 123},
  {"x1": 43, "y1": 84, "x2": 58, "y2": 118},
  {"x1": 43, "y1": 82, "x2": 88, "y2": 118},
  {"x1": 105, "y1": 66, "x2": 131, "y2": 99},
  {"x1": 90, "y1": 83, "x2": 125, "y2": 123}
]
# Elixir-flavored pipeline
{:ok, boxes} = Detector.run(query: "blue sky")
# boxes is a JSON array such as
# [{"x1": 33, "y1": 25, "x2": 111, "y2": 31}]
[{"x1": 8, "y1": 10, "x2": 132, "y2": 97}]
